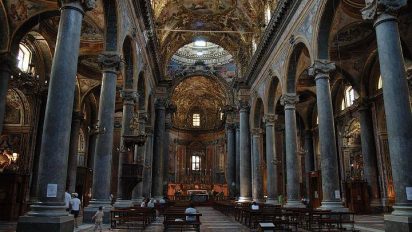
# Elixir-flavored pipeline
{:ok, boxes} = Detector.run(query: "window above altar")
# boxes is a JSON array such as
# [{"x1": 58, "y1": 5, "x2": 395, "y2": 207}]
[{"x1": 192, "y1": 155, "x2": 200, "y2": 171}]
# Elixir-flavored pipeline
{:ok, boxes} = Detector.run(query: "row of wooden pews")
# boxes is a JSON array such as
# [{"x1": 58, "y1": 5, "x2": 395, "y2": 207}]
[
  {"x1": 163, "y1": 206, "x2": 202, "y2": 232},
  {"x1": 214, "y1": 201, "x2": 357, "y2": 231},
  {"x1": 110, "y1": 206, "x2": 156, "y2": 230}
]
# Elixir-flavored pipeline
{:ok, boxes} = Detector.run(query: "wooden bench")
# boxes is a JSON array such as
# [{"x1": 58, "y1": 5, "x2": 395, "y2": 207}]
[
  {"x1": 110, "y1": 207, "x2": 156, "y2": 230},
  {"x1": 163, "y1": 209, "x2": 202, "y2": 232}
]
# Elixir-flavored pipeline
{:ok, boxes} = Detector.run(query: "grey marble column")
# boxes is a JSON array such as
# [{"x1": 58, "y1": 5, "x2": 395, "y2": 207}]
[
  {"x1": 84, "y1": 52, "x2": 121, "y2": 222},
  {"x1": 114, "y1": 90, "x2": 137, "y2": 208},
  {"x1": 17, "y1": 2, "x2": 91, "y2": 231},
  {"x1": 358, "y1": 100, "x2": 381, "y2": 208},
  {"x1": 304, "y1": 129, "x2": 315, "y2": 199},
  {"x1": 66, "y1": 111, "x2": 84, "y2": 193},
  {"x1": 0, "y1": 53, "x2": 15, "y2": 135},
  {"x1": 264, "y1": 114, "x2": 278, "y2": 204},
  {"x1": 362, "y1": 2, "x2": 412, "y2": 224},
  {"x1": 235, "y1": 123, "x2": 240, "y2": 195},
  {"x1": 152, "y1": 98, "x2": 166, "y2": 200},
  {"x1": 281, "y1": 94, "x2": 304, "y2": 208},
  {"x1": 142, "y1": 127, "x2": 154, "y2": 198},
  {"x1": 226, "y1": 123, "x2": 236, "y2": 197},
  {"x1": 163, "y1": 105, "x2": 175, "y2": 195},
  {"x1": 251, "y1": 128, "x2": 264, "y2": 202},
  {"x1": 239, "y1": 101, "x2": 252, "y2": 202},
  {"x1": 131, "y1": 111, "x2": 148, "y2": 204},
  {"x1": 309, "y1": 60, "x2": 346, "y2": 211}
]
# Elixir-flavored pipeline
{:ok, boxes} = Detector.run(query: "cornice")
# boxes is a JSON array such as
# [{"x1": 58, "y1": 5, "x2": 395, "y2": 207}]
[
  {"x1": 245, "y1": 0, "x2": 301, "y2": 87},
  {"x1": 131, "y1": 0, "x2": 163, "y2": 83}
]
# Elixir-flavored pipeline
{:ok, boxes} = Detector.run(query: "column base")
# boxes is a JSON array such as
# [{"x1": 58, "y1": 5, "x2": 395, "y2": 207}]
[
  {"x1": 131, "y1": 197, "x2": 145, "y2": 206},
  {"x1": 238, "y1": 196, "x2": 252, "y2": 202},
  {"x1": 319, "y1": 201, "x2": 348, "y2": 212},
  {"x1": 284, "y1": 200, "x2": 305, "y2": 208},
  {"x1": 83, "y1": 200, "x2": 112, "y2": 224},
  {"x1": 114, "y1": 199, "x2": 133, "y2": 209},
  {"x1": 153, "y1": 196, "x2": 164, "y2": 201},
  {"x1": 253, "y1": 198, "x2": 265, "y2": 203},
  {"x1": 17, "y1": 215, "x2": 73, "y2": 232},
  {"x1": 265, "y1": 199, "x2": 279, "y2": 205},
  {"x1": 385, "y1": 214, "x2": 412, "y2": 232}
]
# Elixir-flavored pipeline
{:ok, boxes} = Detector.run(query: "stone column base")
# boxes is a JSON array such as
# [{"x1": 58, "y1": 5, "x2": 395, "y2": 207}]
[
  {"x1": 132, "y1": 197, "x2": 144, "y2": 206},
  {"x1": 114, "y1": 199, "x2": 133, "y2": 209},
  {"x1": 385, "y1": 214, "x2": 412, "y2": 232},
  {"x1": 319, "y1": 201, "x2": 348, "y2": 212},
  {"x1": 83, "y1": 201, "x2": 112, "y2": 224},
  {"x1": 17, "y1": 215, "x2": 73, "y2": 232},
  {"x1": 265, "y1": 199, "x2": 279, "y2": 205},
  {"x1": 238, "y1": 196, "x2": 252, "y2": 202},
  {"x1": 284, "y1": 200, "x2": 305, "y2": 208}
]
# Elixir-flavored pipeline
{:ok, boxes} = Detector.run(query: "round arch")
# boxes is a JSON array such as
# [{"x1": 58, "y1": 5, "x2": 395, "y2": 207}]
[
  {"x1": 316, "y1": 0, "x2": 340, "y2": 60},
  {"x1": 285, "y1": 42, "x2": 311, "y2": 93}
]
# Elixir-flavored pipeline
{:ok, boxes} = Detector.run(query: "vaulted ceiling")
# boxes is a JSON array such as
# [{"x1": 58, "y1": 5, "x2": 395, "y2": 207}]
[{"x1": 151, "y1": 0, "x2": 278, "y2": 76}]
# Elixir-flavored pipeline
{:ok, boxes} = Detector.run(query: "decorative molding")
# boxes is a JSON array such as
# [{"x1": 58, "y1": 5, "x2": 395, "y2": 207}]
[
  {"x1": 263, "y1": 114, "x2": 277, "y2": 125},
  {"x1": 120, "y1": 89, "x2": 138, "y2": 103},
  {"x1": 251, "y1": 128, "x2": 263, "y2": 135},
  {"x1": 280, "y1": 93, "x2": 299, "y2": 107},
  {"x1": 308, "y1": 60, "x2": 336, "y2": 80}
]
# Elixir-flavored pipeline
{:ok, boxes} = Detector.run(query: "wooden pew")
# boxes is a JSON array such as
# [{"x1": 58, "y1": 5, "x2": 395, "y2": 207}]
[
  {"x1": 110, "y1": 207, "x2": 156, "y2": 230},
  {"x1": 163, "y1": 208, "x2": 202, "y2": 232}
]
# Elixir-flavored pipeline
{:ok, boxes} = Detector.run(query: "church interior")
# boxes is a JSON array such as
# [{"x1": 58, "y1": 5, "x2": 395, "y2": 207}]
[{"x1": 0, "y1": 0, "x2": 412, "y2": 231}]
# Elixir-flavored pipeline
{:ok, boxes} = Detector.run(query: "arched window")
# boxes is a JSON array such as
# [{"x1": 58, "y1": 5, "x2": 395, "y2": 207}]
[
  {"x1": 17, "y1": 43, "x2": 32, "y2": 72},
  {"x1": 193, "y1": 113, "x2": 200, "y2": 127},
  {"x1": 378, "y1": 76, "x2": 383, "y2": 89},
  {"x1": 341, "y1": 86, "x2": 358, "y2": 110},
  {"x1": 191, "y1": 155, "x2": 200, "y2": 171},
  {"x1": 265, "y1": 5, "x2": 271, "y2": 25}
]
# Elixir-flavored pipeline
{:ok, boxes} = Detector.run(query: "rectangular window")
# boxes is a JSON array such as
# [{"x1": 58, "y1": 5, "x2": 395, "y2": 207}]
[
  {"x1": 192, "y1": 155, "x2": 200, "y2": 171},
  {"x1": 193, "y1": 113, "x2": 200, "y2": 127}
]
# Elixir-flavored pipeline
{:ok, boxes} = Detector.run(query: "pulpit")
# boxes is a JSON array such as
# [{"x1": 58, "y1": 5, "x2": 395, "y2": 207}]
[{"x1": 308, "y1": 171, "x2": 322, "y2": 209}]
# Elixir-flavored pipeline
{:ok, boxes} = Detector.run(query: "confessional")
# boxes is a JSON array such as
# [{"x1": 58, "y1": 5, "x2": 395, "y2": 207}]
[
  {"x1": 308, "y1": 171, "x2": 322, "y2": 209},
  {"x1": 344, "y1": 180, "x2": 369, "y2": 213},
  {"x1": 0, "y1": 173, "x2": 29, "y2": 220}
]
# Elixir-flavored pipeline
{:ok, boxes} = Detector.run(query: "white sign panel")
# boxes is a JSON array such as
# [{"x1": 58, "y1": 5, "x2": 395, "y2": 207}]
[
  {"x1": 406, "y1": 187, "x2": 412, "y2": 201},
  {"x1": 335, "y1": 190, "x2": 341, "y2": 199},
  {"x1": 47, "y1": 184, "x2": 57, "y2": 198}
]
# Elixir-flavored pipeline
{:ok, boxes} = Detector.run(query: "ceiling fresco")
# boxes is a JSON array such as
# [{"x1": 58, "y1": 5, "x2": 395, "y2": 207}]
[
  {"x1": 167, "y1": 41, "x2": 237, "y2": 81},
  {"x1": 151, "y1": 0, "x2": 278, "y2": 75},
  {"x1": 171, "y1": 75, "x2": 227, "y2": 130}
]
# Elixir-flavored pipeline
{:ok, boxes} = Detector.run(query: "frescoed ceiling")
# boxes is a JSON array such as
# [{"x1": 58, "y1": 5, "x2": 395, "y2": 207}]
[
  {"x1": 171, "y1": 75, "x2": 227, "y2": 130},
  {"x1": 151, "y1": 0, "x2": 279, "y2": 75}
]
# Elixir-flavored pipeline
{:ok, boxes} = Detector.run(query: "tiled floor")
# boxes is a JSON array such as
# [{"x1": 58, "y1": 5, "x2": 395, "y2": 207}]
[{"x1": 0, "y1": 208, "x2": 386, "y2": 232}]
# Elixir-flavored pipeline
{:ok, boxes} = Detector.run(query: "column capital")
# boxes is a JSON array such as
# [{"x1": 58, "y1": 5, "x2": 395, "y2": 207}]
[
  {"x1": 280, "y1": 93, "x2": 299, "y2": 109},
  {"x1": 61, "y1": 0, "x2": 96, "y2": 12},
  {"x1": 308, "y1": 60, "x2": 336, "y2": 80},
  {"x1": 98, "y1": 52, "x2": 122, "y2": 73},
  {"x1": 361, "y1": 0, "x2": 407, "y2": 21},
  {"x1": 263, "y1": 114, "x2": 277, "y2": 126},
  {"x1": 0, "y1": 52, "x2": 16, "y2": 72},
  {"x1": 251, "y1": 128, "x2": 263, "y2": 136},
  {"x1": 223, "y1": 104, "x2": 237, "y2": 113},
  {"x1": 155, "y1": 98, "x2": 167, "y2": 109},
  {"x1": 238, "y1": 100, "x2": 250, "y2": 112},
  {"x1": 120, "y1": 89, "x2": 138, "y2": 103}
]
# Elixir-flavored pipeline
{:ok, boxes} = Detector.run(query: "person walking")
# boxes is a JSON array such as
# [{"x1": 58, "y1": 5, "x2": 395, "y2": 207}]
[
  {"x1": 70, "y1": 193, "x2": 81, "y2": 228},
  {"x1": 92, "y1": 206, "x2": 104, "y2": 232},
  {"x1": 64, "y1": 189, "x2": 71, "y2": 212}
]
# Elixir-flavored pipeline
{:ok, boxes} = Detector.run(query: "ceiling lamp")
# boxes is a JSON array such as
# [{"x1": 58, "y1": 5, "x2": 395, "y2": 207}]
[
  {"x1": 194, "y1": 40, "x2": 206, "y2": 47},
  {"x1": 196, "y1": 51, "x2": 204, "y2": 56}
]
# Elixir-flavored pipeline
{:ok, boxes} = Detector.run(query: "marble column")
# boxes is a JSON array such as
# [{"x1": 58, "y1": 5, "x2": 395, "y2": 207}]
[
  {"x1": 235, "y1": 123, "x2": 240, "y2": 195},
  {"x1": 84, "y1": 52, "x2": 121, "y2": 223},
  {"x1": 362, "y1": 2, "x2": 412, "y2": 229},
  {"x1": 281, "y1": 94, "x2": 304, "y2": 208},
  {"x1": 238, "y1": 101, "x2": 252, "y2": 202},
  {"x1": 304, "y1": 129, "x2": 315, "y2": 199},
  {"x1": 264, "y1": 114, "x2": 278, "y2": 204},
  {"x1": 142, "y1": 127, "x2": 154, "y2": 198},
  {"x1": 131, "y1": 111, "x2": 148, "y2": 204},
  {"x1": 152, "y1": 98, "x2": 166, "y2": 200},
  {"x1": 358, "y1": 100, "x2": 381, "y2": 208},
  {"x1": 226, "y1": 123, "x2": 236, "y2": 197},
  {"x1": 309, "y1": 60, "x2": 346, "y2": 211},
  {"x1": 115, "y1": 89, "x2": 137, "y2": 208},
  {"x1": 66, "y1": 111, "x2": 84, "y2": 193},
  {"x1": 0, "y1": 53, "x2": 15, "y2": 135},
  {"x1": 17, "y1": 2, "x2": 92, "y2": 231},
  {"x1": 251, "y1": 128, "x2": 264, "y2": 202},
  {"x1": 163, "y1": 105, "x2": 175, "y2": 195}
]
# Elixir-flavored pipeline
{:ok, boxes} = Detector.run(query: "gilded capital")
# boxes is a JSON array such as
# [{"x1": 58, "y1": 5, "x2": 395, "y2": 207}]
[
  {"x1": 97, "y1": 52, "x2": 121, "y2": 73},
  {"x1": 361, "y1": 0, "x2": 407, "y2": 20},
  {"x1": 280, "y1": 93, "x2": 299, "y2": 107},
  {"x1": 308, "y1": 60, "x2": 335, "y2": 80}
]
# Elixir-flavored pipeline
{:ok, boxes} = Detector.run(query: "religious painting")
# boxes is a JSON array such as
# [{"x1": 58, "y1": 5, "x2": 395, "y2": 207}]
[
  {"x1": 183, "y1": 0, "x2": 235, "y2": 15},
  {"x1": 4, "y1": 89, "x2": 23, "y2": 125},
  {"x1": 5, "y1": 0, "x2": 57, "y2": 28}
]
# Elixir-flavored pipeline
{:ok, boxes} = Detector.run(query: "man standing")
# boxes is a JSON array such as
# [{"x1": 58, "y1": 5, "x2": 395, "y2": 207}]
[
  {"x1": 64, "y1": 189, "x2": 71, "y2": 212},
  {"x1": 70, "y1": 193, "x2": 81, "y2": 228}
]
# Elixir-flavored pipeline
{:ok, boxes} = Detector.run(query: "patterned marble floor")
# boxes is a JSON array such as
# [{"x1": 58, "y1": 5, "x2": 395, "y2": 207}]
[{"x1": 0, "y1": 209, "x2": 386, "y2": 232}]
